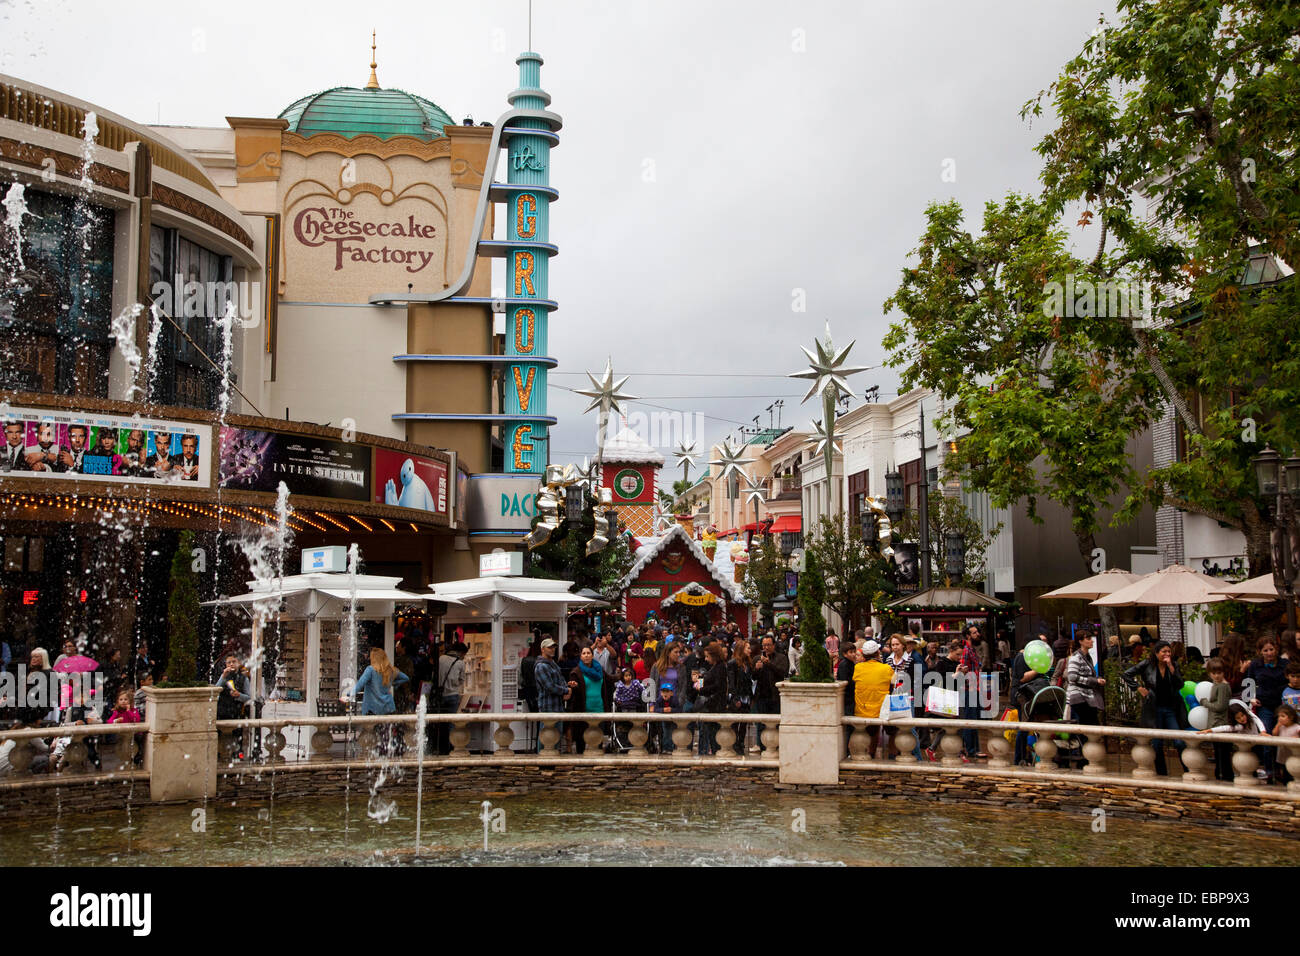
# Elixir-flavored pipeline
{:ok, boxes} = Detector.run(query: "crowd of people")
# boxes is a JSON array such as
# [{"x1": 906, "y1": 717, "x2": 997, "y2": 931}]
[
  {"x1": 514, "y1": 620, "x2": 794, "y2": 755},
  {"x1": 6, "y1": 618, "x2": 1294, "y2": 781},
  {"x1": 0, "y1": 637, "x2": 154, "y2": 776},
  {"x1": 829, "y1": 620, "x2": 1298, "y2": 785}
]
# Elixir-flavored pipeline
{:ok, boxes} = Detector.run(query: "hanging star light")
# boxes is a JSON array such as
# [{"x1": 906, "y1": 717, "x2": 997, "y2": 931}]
[
  {"x1": 575, "y1": 358, "x2": 637, "y2": 462},
  {"x1": 573, "y1": 456, "x2": 599, "y2": 490},
  {"x1": 808, "y1": 418, "x2": 842, "y2": 460},
  {"x1": 708, "y1": 439, "x2": 755, "y2": 485},
  {"x1": 710, "y1": 439, "x2": 756, "y2": 530},
  {"x1": 741, "y1": 471, "x2": 766, "y2": 513},
  {"x1": 790, "y1": 323, "x2": 866, "y2": 516},
  {"x1": 674, "y1": 439, "x2": 698, "y2": 483},
  {"x1": 789, "y1": 321, "x2": 869, "y2": 406}
]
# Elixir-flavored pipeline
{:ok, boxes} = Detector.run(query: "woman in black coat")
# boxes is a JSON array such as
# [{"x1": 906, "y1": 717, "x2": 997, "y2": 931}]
[
  {"x1": 695, "y1": 642, "x2": 728, "y2": 756},
  {"x1": 1122, "y1": 640, "x2": 1187, "y2": 776}
]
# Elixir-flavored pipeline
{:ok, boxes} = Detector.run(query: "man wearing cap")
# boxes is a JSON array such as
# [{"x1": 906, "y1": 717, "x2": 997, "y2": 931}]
[
  {"x1": 853, "y1": 641, "x2": 894, "y2": 758},
  {"x1": 532, "y1": 638, "x2": 571, "y2": 751}
]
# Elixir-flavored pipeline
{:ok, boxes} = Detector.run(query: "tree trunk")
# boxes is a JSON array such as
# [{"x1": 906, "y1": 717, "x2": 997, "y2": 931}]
[
  {"x1": 1074, "y1": 527, "x2": 1120, "y2": 638},
  {"x1": 1240, "y1": 499, "x2": 1272, "y2": 577}
]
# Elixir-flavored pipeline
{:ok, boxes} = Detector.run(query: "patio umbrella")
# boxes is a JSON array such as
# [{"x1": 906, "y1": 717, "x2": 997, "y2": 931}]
[
  {"x1": 1091, "y1": 564, "x2": 1228, "y2": 645},
  {"x1": 1040, "y1": 568, "x2": 1145, "y2": 601},
  {"x1": 1207, "y1": 572, "x2": 1277, "y2": 602},
  {"x1": 52, "y1": 654, "x2": 98, "y2": 673}
]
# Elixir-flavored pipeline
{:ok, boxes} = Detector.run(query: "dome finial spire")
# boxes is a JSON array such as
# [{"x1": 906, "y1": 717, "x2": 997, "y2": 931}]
[{"x1": 366, "y1": 30, "x2": 380, "y2": 90}]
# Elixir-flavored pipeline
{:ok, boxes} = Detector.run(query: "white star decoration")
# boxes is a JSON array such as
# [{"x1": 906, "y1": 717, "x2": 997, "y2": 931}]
[
  {"x1": 741, "y1": 471, "x2": 766, "y2": 510},
  {"x1": 576, "y1": 358, "x2": 637, "y2": 463},
  {"x1": 789, "y1": 322, "x2": 868, "y2": 405},
  {"x1": 709, "y1": 439, "x2": 756, "y2": 484},
  {"x1": 808, "y1": 418, "x2": 842, "y2": 459},
  {"x1": 573, "y1": 456, "x2": 599, "y2": 489},
  {"x1": 575, "y1": 358, "x2": 637, "y2": 418},
  {"x1": 674, "y1": 439, "x2": 698, "y2": 472}
]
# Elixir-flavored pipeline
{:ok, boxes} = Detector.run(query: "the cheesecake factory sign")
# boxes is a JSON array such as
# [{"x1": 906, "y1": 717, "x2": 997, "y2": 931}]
[{"x1": 291, "y1": 206, "x2": 439, "y2": 274}]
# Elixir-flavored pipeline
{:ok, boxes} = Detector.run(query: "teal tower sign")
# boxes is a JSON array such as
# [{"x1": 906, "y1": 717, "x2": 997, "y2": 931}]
[{"x1": 502, "y1": 52, "x2": 559, "y2": 475}]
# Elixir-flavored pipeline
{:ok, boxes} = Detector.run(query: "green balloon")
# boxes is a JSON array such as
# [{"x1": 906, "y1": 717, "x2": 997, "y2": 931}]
[
  {"x1": 1024, "y1": 640, "x2": 1054, "y2": 674},
  {"x1": 1181, "y1": 680, "x2": 1197, "y2": 697}
]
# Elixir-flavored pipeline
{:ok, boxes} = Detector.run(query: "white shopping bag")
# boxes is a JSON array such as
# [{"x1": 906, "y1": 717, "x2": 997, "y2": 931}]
[
  {"x1": 925, "y1": 685, "x2": 960, "y2": 717},
  {"x1": 879, "y1": 693, "x2": 913, "y2": 721}
]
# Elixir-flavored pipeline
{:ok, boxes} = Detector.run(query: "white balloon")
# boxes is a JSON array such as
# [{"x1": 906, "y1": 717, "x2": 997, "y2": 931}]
[
  {"x1": 1188, "y1": 705, "x2": 1210, "y2": 731},
  {"x1": 1194, "y1": 680, "x2": 1213, "y2": 705}
]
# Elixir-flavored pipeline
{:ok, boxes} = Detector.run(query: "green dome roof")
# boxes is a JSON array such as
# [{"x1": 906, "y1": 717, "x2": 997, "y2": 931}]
[{"x1": 279, "y1": 86, "x2": 455, "y2": 141}]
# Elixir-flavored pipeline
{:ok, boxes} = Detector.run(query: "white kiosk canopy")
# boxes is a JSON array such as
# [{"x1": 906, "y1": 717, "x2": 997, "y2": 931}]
[
  {"x1": 205, "y1": 572, "x2": 427, "y2": 719},
  {"x1": 428, "y1": 576, "x2": 603, "y2": 744}
]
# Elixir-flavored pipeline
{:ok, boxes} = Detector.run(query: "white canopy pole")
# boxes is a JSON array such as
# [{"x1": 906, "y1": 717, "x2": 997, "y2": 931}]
[
  {"x1": 490, "y1": 591, "x2": 504, "y2": 753},
  {"x1": 306, "y1": 614, "x2": 321, "y2": 719}
]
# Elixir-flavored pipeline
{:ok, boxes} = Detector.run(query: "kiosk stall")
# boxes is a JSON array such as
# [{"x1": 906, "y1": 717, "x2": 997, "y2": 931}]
[
  {"x1": 429, "y1": 572, "x2": 604, "y2": 752},
  {"x1": 205, "y1": 548, "x2": 427, "y2": 759}
]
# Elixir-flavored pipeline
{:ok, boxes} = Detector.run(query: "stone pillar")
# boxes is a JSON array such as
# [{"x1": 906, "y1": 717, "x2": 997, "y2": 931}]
[
  {"x1": 776, "y1": 681, "x2": 844, "y2": 784},
  {"x1": 143, "y1": 686, "x2": 221, "y2": 803}
]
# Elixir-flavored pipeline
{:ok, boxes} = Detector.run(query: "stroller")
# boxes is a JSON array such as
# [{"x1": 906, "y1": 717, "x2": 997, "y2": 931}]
[{"x1": 1015, "y1": 680, "x2": 1085, "y2": 769}]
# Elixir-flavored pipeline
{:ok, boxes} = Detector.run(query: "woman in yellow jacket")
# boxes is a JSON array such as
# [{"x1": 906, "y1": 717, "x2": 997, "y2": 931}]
[{"x1": 853, "y1": 640, "x2": 895, "y2": 759}]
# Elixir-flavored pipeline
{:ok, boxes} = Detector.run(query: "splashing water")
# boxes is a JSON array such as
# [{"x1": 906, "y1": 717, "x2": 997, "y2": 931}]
[
  {"x1": 215, "y1": 300, "x2": 236, "y2": 419},
  {"x1": 3, "y1": 182, "x2": 30, "y2": 271},
  {"x1": 414, "y1": 693, "x2": 427, "y2": 855},
  {"x1": 144, "y1": 301, "x2": 164, "y2": 402},
  {"x1": 78, "y1": 111, "x2": 98, "y2": 193},
  {"x1": 110, "y1": 303, "x2": 145, "y2": 400},
  {"x1": 339, "y1": 543, "x2": 360, "y2": 700}
]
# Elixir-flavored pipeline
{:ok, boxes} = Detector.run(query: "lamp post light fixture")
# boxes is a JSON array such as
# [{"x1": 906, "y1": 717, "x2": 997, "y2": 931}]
[
  {"x1": 944, "y1": 531, "x2": 966, "y2": 584},
  {"x1": 1251, "y1": 445, "x2": 1299, "y2": 630},
  {"x1": 885, "y1": 469, "x2": 904, "y2": 523}
]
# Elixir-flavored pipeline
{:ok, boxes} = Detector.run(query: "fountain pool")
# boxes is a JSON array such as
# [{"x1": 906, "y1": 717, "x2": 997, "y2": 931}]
[{"x1": 0, "y1": 790, "x2": 1290, "y2": 867}]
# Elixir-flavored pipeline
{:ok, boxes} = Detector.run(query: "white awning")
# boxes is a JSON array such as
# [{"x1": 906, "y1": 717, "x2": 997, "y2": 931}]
[{"x1": 317, "y1": 588, "x2": 427, "y2": 602}]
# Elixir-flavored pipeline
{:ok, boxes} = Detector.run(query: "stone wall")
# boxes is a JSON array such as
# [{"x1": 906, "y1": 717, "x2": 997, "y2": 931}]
[
  {"x1": 0, "y1": 774, "x2": 148, "y2": 816},
  {"x1": 824, "y1": 769, "x2": 1300, "y2": 836}
]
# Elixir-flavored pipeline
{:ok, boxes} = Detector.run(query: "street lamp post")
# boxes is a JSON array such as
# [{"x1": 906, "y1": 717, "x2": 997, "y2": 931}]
[{"x1": 1251, "y1": 445, "x2": 1300, "y2": 631}]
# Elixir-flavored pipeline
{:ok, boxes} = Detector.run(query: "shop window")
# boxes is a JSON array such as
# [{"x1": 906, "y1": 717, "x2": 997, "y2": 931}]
[
  {"x1": 0, "y1": 189, "x2": 114, "y2": 397},
  {"x1": 148, "y1": 226, "x2": 234, "y2": 411}
]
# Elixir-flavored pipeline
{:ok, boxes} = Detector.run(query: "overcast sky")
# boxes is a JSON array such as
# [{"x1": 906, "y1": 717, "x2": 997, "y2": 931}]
[{"x1": 2, "y1": 0, "x2": 1115, "y2": 470}]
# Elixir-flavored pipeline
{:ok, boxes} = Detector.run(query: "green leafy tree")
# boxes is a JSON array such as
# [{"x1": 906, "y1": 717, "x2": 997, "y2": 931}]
[
  {"x1": 742, "y1": 535, "x2": 787, "y2": 629},
  {"x1": 794, "y1": 549, "x2": 832, "y2": 682},
  {"x1": 1025, "y1": 0, "x2": 1300, "y2": 574},
  {"x1": 882, "y1": 195, "x2": 1160, "y2": 635},
  {"x1": 163, "y1": 529, "x2": 202, "y2": 686},
  {"x1": 896, "y1": 490, "x2": 1003, "y2": 587},
  {"x1": 803, "y1": 514, "x2": 896, "y2": 633}
]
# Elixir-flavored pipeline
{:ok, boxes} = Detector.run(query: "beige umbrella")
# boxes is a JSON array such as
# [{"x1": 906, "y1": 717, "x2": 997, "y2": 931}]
[
  {"x1": 1040, "y1": 568, "x2": 1145, "y2": 601},
  {"x1": 1092, "y1": 564, "x2": 1228, "y2": 645},
  {"x1": 1208, "y1": 572, "x2": 1277, "y2": 603}
]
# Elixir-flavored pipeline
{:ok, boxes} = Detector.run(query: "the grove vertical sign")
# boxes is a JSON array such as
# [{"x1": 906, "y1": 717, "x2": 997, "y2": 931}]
[{"x1": 502, "y1": 52, "x2": 557, "y2": 477}]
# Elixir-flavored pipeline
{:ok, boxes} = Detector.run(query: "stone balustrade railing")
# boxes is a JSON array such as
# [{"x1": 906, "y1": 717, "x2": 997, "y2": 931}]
[
  {"x1": 0, "y1": 721, "x2": 147, "y2": 779},
  {"x1": 212, "y1": 712, "x2": 780, "y2": 765},
  {"x1": 4, "y1": 683, "x2": 1299, "y2": 806},
  {"x1": 841, "y1": 716, "x2": 1300, "y2": 794}
]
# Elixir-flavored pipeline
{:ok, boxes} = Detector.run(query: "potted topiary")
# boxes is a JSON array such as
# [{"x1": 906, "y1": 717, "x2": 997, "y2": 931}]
[
  {"x1": 144, "y1": 530, "x2": 221, "y2": 802},
  {"x1": 777, "y1": 549, "x2": 844, "y2": 783}
]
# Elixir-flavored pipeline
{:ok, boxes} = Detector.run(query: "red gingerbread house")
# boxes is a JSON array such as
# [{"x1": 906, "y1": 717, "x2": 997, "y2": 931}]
[
  {"x1": 617, "y1": 524, "x2": 747, "y2": 636},
  {"x1": 599, "y1": 423, "x2": 664, "y2": 538}
]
